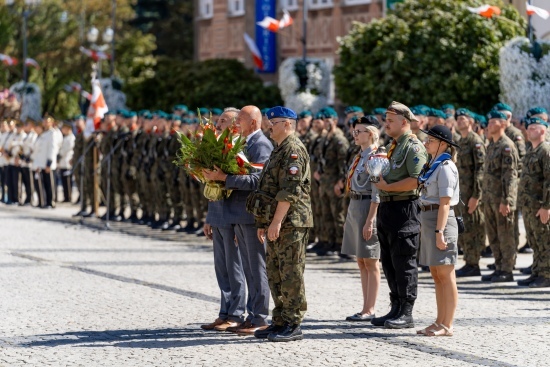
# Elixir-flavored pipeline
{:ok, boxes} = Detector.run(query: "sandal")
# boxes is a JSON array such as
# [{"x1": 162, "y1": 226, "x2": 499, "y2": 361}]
[
  {"x1": 416, "y1": 323, "x2": 439, "y2": 335},
  {"x1": 426, "y1": 324, "x2": 454, "y2": 337},
  {"x1": 346, "y1": 312, "x2": 375, "y2": 321}
]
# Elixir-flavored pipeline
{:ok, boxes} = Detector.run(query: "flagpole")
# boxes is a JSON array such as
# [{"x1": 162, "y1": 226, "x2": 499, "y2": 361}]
[
  {"x1": 528, "y1": 0, "x2": 533, "y2": 43},
  {"x1": 302, "y1": 0, "x2": 307, "y2": 62}
]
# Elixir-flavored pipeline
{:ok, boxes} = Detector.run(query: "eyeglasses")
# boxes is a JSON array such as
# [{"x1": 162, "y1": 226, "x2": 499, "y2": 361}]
[
  {"x1": 352, "y1": 129, "x2": 368, "y2": 136},
  {"x1": 270, "y1": 119, "x2": 287, "y2": 125},
  {"x1": 426, "y1": 138, "x2": 440, "y2": 144}
]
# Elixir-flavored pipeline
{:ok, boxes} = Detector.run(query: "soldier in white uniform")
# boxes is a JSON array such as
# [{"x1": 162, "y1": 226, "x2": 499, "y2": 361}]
[
  {"x1": 57, "y1": 122, "x2": 75, "y2": 203},
  {"x1": 32, "y1": 117, "x2": 59, "y2": 208},
  {"x1": 20, "y1": 120, "x2": 37, "y2": 205},
  {"x1": 6, "y1": 122, "x2": 27, "y2": 204},
  {"x1": 0, "y1": 120, "x2": 14, "y2": 203}
]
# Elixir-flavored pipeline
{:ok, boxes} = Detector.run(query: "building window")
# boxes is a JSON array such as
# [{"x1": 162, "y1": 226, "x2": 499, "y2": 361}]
[
  {"x1": 280, "y1": 0, "x2": 299, "y2": 11},
  {"x1": 308, "y1": 0, "x2": 334, "y2": 10},
  {"x1": 199, "y1": 0, "x2": 213, "y2": 19},
  {"x1": 342, "y1": 0, "x2": 371, "y2": 5},
  {"x1": 228, "y1": 0, "x2": 245, "y2": 17}
]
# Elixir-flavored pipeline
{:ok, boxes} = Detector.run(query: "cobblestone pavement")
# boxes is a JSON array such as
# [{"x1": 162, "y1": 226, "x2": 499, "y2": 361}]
[{"x1": 0, "y1": 203, "x2": 548, "y2": 367}]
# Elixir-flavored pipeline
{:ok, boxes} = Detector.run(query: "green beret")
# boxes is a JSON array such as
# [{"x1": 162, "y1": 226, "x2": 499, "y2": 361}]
[
  {"x1": 260, "y1": 108, "x2": 269, "y2": 115},
  {"x1": 525, "y1": 117, "x2": 549, "y2": 128},
  {"x1": 174, "y1": 104, "x2": 188, "y2": 113},
  {"x1": 441, "y1": 104, "x2": 455, "y2": 112},
  {"x1": 493, "y1": 102, "x2": 512, "y2": 113},
  {"x1": 455, "y1": 108, "x2": 475, "y2": 119},
  {"x1": 104, "y1": 111, "x2": 116, "y2": 116},
  {"x1": 487, "y1": 110, "x2": 507, "y2": 120},
  {"x1": 211, "y1": 108, "x2": 223, "y2": 116},
  {"x1": 371, "y1": 108, "x2": 386, "y2": 115},
  {"x1": 74, "y1": 114, "x2": 86, "y2": 120},
  {"x1": 473, "y1": 113, "x2": 487, "y2": 128},
  {"x1": 198, "y1": 108, "x2": 210, "y2": 116},
  {"x1": 428, "y1": 108, "x2": 447, "y2": 119},
  {"x1": 314, "y1": 111, "x2": 325, "y2": 120},
  {"x1": 321, "y1": 107, "x2": 338, "y2": 118},
  {"x1": 348, "y1": 115, "x2": 360, "y2": 126},
  {"x1": 526, "y1": 106, "x2": 548, "y2": 118},
  {"x1": 298, "y1": 110, "x2": 312, "y2": 119},
  {"x1": 412, "y1": 105, "x2": 430, "y2": 116},
  {"x1": 344, "y1": 106, "x2": 363, "y2": 115}
]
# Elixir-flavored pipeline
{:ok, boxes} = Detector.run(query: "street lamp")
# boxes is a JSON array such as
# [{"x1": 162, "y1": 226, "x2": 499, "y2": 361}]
[{"x1": 86, "y1": 26, "x2": 114, "y2": 79}]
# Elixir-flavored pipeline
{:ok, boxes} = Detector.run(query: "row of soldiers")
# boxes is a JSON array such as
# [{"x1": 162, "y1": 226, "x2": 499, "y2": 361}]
[{"x1": 290, "y1": 103, "x2": 549, "y2": 287}]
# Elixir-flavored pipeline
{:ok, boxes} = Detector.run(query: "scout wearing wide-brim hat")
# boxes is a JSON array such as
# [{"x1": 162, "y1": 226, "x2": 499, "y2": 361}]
[
  {"x1": 385, "y1": 101, "x2": 419, "y2": 122},
  {"x1": 420, "y1": 125, "x2": 459, "y2": 148}
]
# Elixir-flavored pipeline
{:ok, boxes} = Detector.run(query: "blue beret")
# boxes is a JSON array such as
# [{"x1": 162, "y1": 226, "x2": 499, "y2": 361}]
[
  {"x1": 116, "y1": 109, "x2": 128, "y2": 115},
  {"x1": 371, "y1": 108, "x2": 386, "y2": 115},
  {"x1": 187, "y1": 111, "x2": 196, "y2": 117},
  {"x1": 493, "y1": 102, "x2": 513, "y2": 113},
  {"x1": 137, "y1": 110, "x2": 150, "y2": 116},
  {"x1": 266, "y1": 106, "x2": 298, "y2": 120},
  {"x1": 455, "y1": 108, "x2": 475, "y2": 119},
  {"x1": 487, "y1": 110, "x2": 507, "y2": 120},
  {"x1": 211, "y1": 108, "x2": 223, "y2": 116},
  {"x1": 198, "y1": 108, "x2": 210, "y2": 116},
  {"x1": 525, "y1": 117, "x2": 549, "y2": 128},
  {"x1": 154, "y1": 111, "x2": 169, "y2": 119},
  {"x1": 348, "y1": 116, "x2": 360, "y2": 126},
  {"x1": 526, "y1": 106, "x2": 548, "y2": 118},
  {"x1": 174, "y1": 104, "x2": 188, "y2": 113},
  {"x1": 344, "y1": 106, "x2": 363, "y2": 115},
  {"x1": 172, "y1": 115, "x2": 182, "y2": 122},
  {"x1": 298, "y1": 110, "x2": 312, "y2": 119},
  {"x1": 428, "y1": 108, "x2": 447, "y2": 119}
]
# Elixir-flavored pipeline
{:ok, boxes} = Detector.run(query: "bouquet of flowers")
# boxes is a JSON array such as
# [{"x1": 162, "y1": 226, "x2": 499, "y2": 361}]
[{"x1": 174, "y1": 114, "x2": 255, "y2": 201}]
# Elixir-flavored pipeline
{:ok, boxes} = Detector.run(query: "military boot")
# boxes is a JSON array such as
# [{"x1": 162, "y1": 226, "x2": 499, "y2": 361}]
[
  {"x1": 179, "y1": 218, "x2": 196, "y2": 233},
  {"x1": 385, "y1": 299, "x2": 414, "y2": 329},
  {"x1": 517, "y1": 274, "x2": 538, "y2": 287},
  {"x1": 529, "y1": 277, "x2": 550, "y2": 288},
  {"x1": 455, "y1": 264, "x2": 481, "y2": 277},
  {"x1": 481, "y1": 270, "x2": 500, "y2": 281},
  {"x1": 491, "y1": 271, "x2": 514, "y2": 282},
  {"x1": 371, "y1": 296, "x2": 400, "y2": 326}
]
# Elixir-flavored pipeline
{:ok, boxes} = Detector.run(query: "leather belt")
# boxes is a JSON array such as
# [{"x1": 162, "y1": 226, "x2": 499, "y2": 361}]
[
  {"x1": 420, "y1": 204, "x2": 454, "y2": 212},
  {"x1": 350, "y1": 192, "x2": 371, "y2": 200},
  {"x1": 380, "y1": 195, "x2": 418, "y2": 203}
]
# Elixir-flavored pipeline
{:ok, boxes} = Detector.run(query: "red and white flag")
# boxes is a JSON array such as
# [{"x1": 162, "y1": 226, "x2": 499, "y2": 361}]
[
  {"x1": 24, "y1": 58, "x2": 40, "y2": 69},
  {"x1": 467, "y1": 5, "x2": 501, "y2": 18},
  {"x1": 80, "y1": 46, "x2": 110, "y2": 61},
  {"x1": 243, "y1": 33, "x2": 264, "y2": 70},
  {"x1": 257, "y1": 9, "x2": 294, "y2": 33},
  {"x1": 527, "y1": 3, "x2": 550, "y2": 19},
  {"x1": 84, "y1": 79, "x2": 108, "y2": 138},
  {"x1": 0, "y1": 54, "x2": 18, "y2": 66}
]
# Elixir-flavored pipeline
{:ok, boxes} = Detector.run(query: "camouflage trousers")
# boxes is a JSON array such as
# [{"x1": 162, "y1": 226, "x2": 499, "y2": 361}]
[
  {"x1": 138, "y1": 170, "x2": 152, "y2": 217},
  {"x1": 309, "y1": 178, "x2": 321, "y2": 242},
  {"x1": 458, "y1": 202, "x2": 486, "y2": 265},
  {"x1": 101, "y1": 164, "x2": 118, "y2": 213},
  {"x1": 81, "y1": 156, "x2": 96, "y2": 211},
  {"x1": 153, "y1": 168, "x2": 172, "y2": 220},
  {"x1": 318, "y1": 182, "x2": 346, "y2": 244},
  {"x1": 484, "y1": 203, "x2": 516, "y2": 272},
  {"x1": 189, "y1": 179, "x2": 206, "y2": 223},
  {"x1": 121, "y1": 165, "x2": 140, "y2": 212},
  {"x1": 522, "y1": 206, "x2": 550, "y2": 278},
  {"x1": 170, "y1": 168, "x2": 184, "y2": 221},
  {"x1": 266, "y1": 227, "x2": 308, "y2": 326}
]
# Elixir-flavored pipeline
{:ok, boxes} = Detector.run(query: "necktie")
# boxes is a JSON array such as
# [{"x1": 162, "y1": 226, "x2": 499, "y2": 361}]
[
  {"x1": 387, "y1": 139, "x2": 397, "y2": 159},
  {"x1": 346, "y1": 154, "x2": 361, "y2": 193}
]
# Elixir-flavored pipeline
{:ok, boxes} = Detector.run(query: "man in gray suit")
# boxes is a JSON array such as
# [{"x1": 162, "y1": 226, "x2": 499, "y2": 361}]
[{"x1": 203, "y1": 105, "x2": 273, "y2": 335}]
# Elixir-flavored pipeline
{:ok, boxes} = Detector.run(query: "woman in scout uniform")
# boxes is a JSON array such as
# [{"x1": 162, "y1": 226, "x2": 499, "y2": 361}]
[
  {"x1": 417, "y1": 125, "x2": 460, "y2": 337},
  {"x1": 341, "y1": 116, "x2": 381, "y2": 322}
]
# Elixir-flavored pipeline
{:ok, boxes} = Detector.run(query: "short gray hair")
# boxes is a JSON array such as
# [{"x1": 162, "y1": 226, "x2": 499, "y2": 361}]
[{"x1": 224, "y1": 107, "x2": 240, "y2": 114}]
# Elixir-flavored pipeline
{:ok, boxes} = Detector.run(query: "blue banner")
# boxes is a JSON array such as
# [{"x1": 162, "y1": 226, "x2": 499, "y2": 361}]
[{"x1": 255, "y1": 0, "x2": 276, "y2": 73}]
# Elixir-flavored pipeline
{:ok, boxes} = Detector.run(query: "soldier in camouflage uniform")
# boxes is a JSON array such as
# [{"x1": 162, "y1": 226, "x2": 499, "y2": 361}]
[
  {"x1": 99, "y1": 113, "x2": 119, "y2": 221},
  {"x1": 112, "y1": 112, "x2": 129, "y2": 219},
  {"x1": 150, "y1": 113, "x2": 171, "y2": 229},
  {"x1": 516, "y1": 118, "x2": 550, "y2": 288},
  {"x1": 72, "y1": 116, "x2": 85, "y2": 212},
  {"x1": 165, "y1": 117, "x2": 184, "y2": 231},
  {"x1": 481, "y1": 110, "x2": 519, "y2": 283},
  {"x1": 313, "y1": 107, "x2": 349, "y2": 257},
  {"x1": 493, "y1": 103, "x2": 526, "y2": 254},
  {"x1": 454, "y1": 108, "x2": 486, "y2": 277},
  {"x1": 137, "y1": 115, "x2": 155, "y2": 225},
  {"x1": 120, "y1": 112, "x2": 141, "y2": 223},
  {"x1": 410, "y1": 106, "x2": 429, "y2": 143},
  {"x1": 252, "y1": 106, "x2": 312, "y2": 343}
]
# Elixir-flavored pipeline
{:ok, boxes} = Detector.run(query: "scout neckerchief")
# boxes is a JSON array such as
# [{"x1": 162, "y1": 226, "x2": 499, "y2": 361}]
[
  {"x1": 345, "y1": 154, "x2": 361, "y2": 193},
  {"x1": 387, "y1": 139, "x2": 397, "y2": 159},
  {"x1": 418, "y1": 152, "x2": 452, "y2": 184}
]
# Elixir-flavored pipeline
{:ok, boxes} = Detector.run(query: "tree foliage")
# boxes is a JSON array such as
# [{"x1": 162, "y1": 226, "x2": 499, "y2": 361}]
[
  {"x1": 334, "y1": 0, "x2": 527, "y2": 113},
  {"x1": 125, "y1": 58, "x2": 283, "y2": 111}
]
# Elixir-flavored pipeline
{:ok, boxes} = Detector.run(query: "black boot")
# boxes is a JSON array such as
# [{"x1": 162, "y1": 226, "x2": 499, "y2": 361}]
[
  {"x1": 306, "y1": 241, "x2": 325, "y2": 253},
  {"x1": 254, "y1": 323, "x2": 285, "y2": 339},
  {"x1": 517, "y1": 274, "x2": 538, "y2": 287},
  {"x1": 455, "y1": 264, "x2": 481, "y2": 277},
  {"x1": 491, "y1": 271, "x2": 514, "y2": 282},
  {"x1": 481, "y1": 270, "x2": 500, "y2": 281},
  {"x1": 129, "y1": 211, "x2": 140, "y2": 224},
  {"x1": 179, "y1": 219, "x2": 196, "y2": 233},
  {"x1": 371, "y1": 296, "x2": 400, "y2": 326},
  {"x1": 316, "y1": 242, "x2": 337, "y2": 257},
  {"x1": 520, "y1": 266, "x2": 532, "y2": 275},
  {"x1": 481, "y1": 246, "x2": 493, "y2": 258},
  {"x1": 384, "y1": 299, "x2": 414, "y2": 329},
  {"x1": 267, "y1": 323, "x2": 303, "y2": 342}
]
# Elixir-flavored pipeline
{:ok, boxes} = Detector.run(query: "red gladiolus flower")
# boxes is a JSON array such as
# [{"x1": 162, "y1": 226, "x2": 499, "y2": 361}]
[
  {"x1": 236, "y1": 155, "x2": 245, "y2": 168},
  {"x1": 226, "y1": 143, "x2": 233, "y2": 150}
]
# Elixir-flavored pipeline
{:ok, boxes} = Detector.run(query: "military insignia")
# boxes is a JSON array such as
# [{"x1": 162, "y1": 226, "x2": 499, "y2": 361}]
[
  {"x1": 413, "y1": 145, "x2": 420, "y2": 153},
  {"x1": 475, "y1": 143, "x2": 482, "y2": 149},
  {"x1": 289, "y1": 166, "x2": 299, "y2": 175},
  {"x1": 290, "y1": 153, "x2": 298, "y2": 159},
  {"x1": 504, "y1": 147, "x2": 511, "y2": 153},
  {"x1": 505, "y1": 157, "x2": 512, "y2": 164},
  {"x1": 516, "y1": 136, "x2": 522, "y2": 141},
  {"x1": 413, "y1": 157, "x2": 420, "y2": 164}
]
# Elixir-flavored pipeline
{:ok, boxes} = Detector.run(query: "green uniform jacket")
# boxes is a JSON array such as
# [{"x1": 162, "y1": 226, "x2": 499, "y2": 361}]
[
  {"x1": 483, "y1": 135, "x2": 519, "y2": 209},
  {"x1": 518, "y1": 141, "x2": 550, "y2": 210},
  {"x1": 257, "y1": 134, "x2": 313, "y2": 229},
  {"x1": 457, "y1": 131, "x2": 485, "y2": 200},
  {"x1": 505, "y1": 125, "x2": 526, "y2": 169},
  {"x1": 317, "y1": 128, "x2": 349, "y2": 186}
]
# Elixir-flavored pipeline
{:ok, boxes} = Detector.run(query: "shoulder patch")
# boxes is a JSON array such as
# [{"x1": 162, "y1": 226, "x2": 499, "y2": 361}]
[
  {"x1": 504, "y1": 146, "x2": 511, "y2": 153},
  {"x1": 413, "y1": 156, "x2": 420, "y2": 165},
  {"x1": 290, "y1": 153, "x2": 298, "y2": 159},
  {"x1": 516, "y1": 136, "x2": 522, "y2": 141},
  {"x1": 412, "y1": 145, "x2": 420, "y2": 153},
  {"x1": 289, "y1": 166, "x2": 299, "y2": 175},
  {"x1": 475, "y1": 143, "x2": 482, "y2": 149}
]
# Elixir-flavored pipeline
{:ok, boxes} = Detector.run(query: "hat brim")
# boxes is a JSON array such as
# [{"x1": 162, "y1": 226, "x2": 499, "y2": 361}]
[{"x1": 420, "y1": 129, "x2": 459, "y2": 148}]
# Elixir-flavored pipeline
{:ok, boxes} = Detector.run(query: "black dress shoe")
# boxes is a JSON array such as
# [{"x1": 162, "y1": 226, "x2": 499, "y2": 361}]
[
  {"x1": 491, "y1": 271, "x2": 513, "y2": 282},
  {"x1": 130, "y1": 214, "x2": 140, "y2": 224},
  {"x1": 267, "y1": 324, "x2": 303, "y2": 342},
  {"x1": 371, "y1": 298, "x2": 400, "y2": 326},
  {"x1": 520, "y1": 266, "x2": 532, "y2": 275},
  {"x1": 481, "y1": 270, "x2": 500, "y2": 281},
  {"x1": 152, "y1": 221, "x2": 168, "y2": 230},
  {"x1": 456, "y1": 264, "x2": 481, "y2": 277},
  {"x1": 529, "y1": 277, "x2": 550, "y2": 288},
  {"x1": 517, "y1": 274, "x2": 538, "y2": 287},
  {"x1": 254, "y1": 323, "x2": 285, "y2": 339},
  {"x1": 481, "y1": 247, "x2": 493, "y2": 258},
  {"x1": 518, "y1": 244, "x2": 534, "y2": 254}
]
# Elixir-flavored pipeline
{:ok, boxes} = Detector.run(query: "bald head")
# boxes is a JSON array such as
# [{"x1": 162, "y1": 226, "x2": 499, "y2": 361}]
[{"x1": 236, "y1": 105, "x2": 262, "y2": 137}]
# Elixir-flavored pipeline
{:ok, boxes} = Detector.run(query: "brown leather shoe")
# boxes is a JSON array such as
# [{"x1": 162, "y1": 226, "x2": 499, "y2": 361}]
[
  {"x1": 227, "y1": 320, "x2": 252, "y2": 333},
  {"x1": 214, "y1": 320, "x2": 242, "y2": 332},
  {"x1": 200, "y1": 318, "x2": 226, "y2": 330},
  {"x1": 236, "y1": 324, "x2": 268, "y2": 336}
]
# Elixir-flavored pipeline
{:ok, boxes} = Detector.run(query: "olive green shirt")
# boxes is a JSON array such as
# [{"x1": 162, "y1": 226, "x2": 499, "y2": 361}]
[{"x1": 380, "y1": 130, "x2": 428, "y2": 197}]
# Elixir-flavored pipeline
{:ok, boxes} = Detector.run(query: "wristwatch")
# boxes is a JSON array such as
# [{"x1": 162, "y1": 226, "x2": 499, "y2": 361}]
[{"x1": 434, "y1": 229, "x2": 443, "y2": 233}]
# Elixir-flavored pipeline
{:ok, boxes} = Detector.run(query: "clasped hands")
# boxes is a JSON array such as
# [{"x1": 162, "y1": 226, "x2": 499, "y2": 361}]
[{"x1": 202, "y1": 165, "x2": 227, "y2": 182}]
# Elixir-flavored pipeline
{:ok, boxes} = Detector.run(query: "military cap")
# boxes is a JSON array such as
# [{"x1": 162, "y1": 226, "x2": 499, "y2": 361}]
[
  {"x1": 355, "y1": 115, "x2": 381, "y2": 129},
  {"x1": 474, "y1": 113, "x2": 488, "y2": 128},
  {"x1": 104, "y1": 111, "x2": 116, "y2": 116},
  {"x1": 525, "y1": 117, "x2": 549, "y2": 128},
  {"x1": 143, "y1": 112, "x2": 153, "y2": 120},
  {"x1": 386, "y1": 101, "x2": 418, "y2": 122},
  {"x1": 174, "y1": 104, "x2": 188, "y2": 113},
  {"x1": 493, "y1": 102, "x2": 512, "y2": 113},
  {"x1": 74, "y1": 114, "x2": 86, "y2": 120},
  {"x1": 427, "y1": 108, "x2": 447, "y2": 119},
  {"x1": 187, "y1": 111, "x2": 196, "y2": 117},
  {"x1": 267, "y1": 106, "x2": 297, "y2": 120},
  {"x1": 155, "y1": 110, "x2": 169, "y2": 119},
  {"x1": 371, "y1": 107, "x2": 387, "y2": 115},
  {"x1": 298, "y1": 110, "x2": 312, "y2": 119},
  {"x1": 321, "y1": 107, "x2": 338, "y2": 118},
  {"x1": 116, "y1": 109, "x2": 128, "y2": 115},
  {"x1": 412, "y1": 105, "x2": 430, "y2": 116},
  {"x1": 15, "y1": 120, "x2": 24, "y2": 128},
  {"x1": 441, "y1": 104, "x2": 455, "y2": 112},
  {"x1": 421, "y1": 125, "x2": 459, "y2": 148},
  {"x1": 211, "y1": 108, "x2": 223, "y2": 116},
  {"x1": 344, "y1": 106, "x2": 363, "y2": 115},
  {"x1": 61, "y1": 121, "x2": 73, "y2": 128},
  {"x1": 487, "y1": 110, "x2": 507, "y2": 120},
  {"x1": 455, "y1": 108, "x2": 475, "y2": 119},
  {"x1": 137, "y1": 109, "x2": 150, "y2": 116},
  {"x1": 125, "y1": 111, "x2": 137, "y2": 118},
  {"x1": 314, "y1": 111, "x2": 325, "y2": 120},
  {"x1": 526, "y1": 106, "x2": 548, "y2": 118},
  {"x1": 172, "y1": 115, "x2": 182, "y2": 122},
  {"x1": 260, "y1": 108, "x2": 269, "y2": 115},
  {"x1": 198, "y1": 107, "x2": 210, "y2": 116}
]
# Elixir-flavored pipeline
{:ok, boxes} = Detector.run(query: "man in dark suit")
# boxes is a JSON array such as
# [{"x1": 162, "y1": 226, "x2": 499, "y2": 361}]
[{"x1": 203, "y1": 105, "x2": 273, "y2": 335}]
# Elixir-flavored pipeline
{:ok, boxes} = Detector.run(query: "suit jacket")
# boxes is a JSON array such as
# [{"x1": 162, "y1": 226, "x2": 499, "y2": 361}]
[{"x1": 206, "y1": 130, "x2": 273, "y2": 227}]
